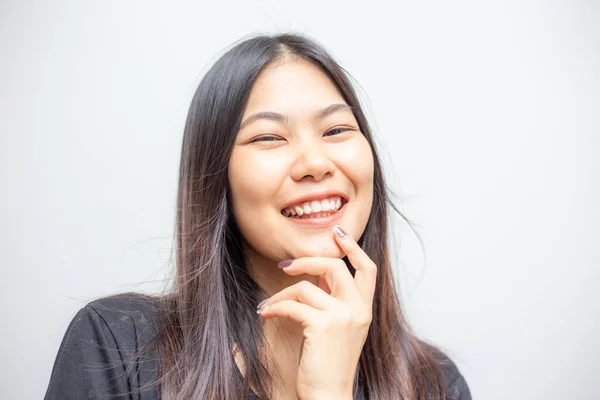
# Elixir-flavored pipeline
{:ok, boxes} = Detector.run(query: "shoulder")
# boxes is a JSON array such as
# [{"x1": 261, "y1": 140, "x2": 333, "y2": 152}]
[
  {"x1": 86, "y1": 292, "x2": 161, "y2": 331},
  {"x1": 423, "y1": 343, "x2": 472, "y2": 400},
  {"x1": 86, "y1": 291, "x2": 161, "y2": 316},
  {"x1": 45, "y1": 292, "x2": 163, "y2": 399},
  {"x1": 77, "y1": 292, "x2": 162, "y2": 347}
]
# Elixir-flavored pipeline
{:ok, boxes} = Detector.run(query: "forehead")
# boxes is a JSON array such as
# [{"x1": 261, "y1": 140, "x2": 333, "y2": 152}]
[{"x1": 243, "y1": 58, "x2": 345, "y2": 116}]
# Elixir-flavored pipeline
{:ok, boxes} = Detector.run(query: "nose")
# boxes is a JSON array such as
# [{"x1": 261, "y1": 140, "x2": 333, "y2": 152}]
[{"x1": 290, "y1": 137, "x2": 335, "y2": 182}]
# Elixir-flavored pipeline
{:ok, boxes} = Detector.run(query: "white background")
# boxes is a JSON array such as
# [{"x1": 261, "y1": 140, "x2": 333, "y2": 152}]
[{"x1": 1, "y1": 1, "x2": 598, "y2": 399}]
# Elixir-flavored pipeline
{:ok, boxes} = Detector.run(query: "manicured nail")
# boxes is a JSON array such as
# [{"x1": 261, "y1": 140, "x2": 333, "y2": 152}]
[
  {"x1": 277, "y1": 259, "x2": 293, "y2": 268},
  {"x1": 256, "y1": 305, "x2": 268, "y2": 315},
  {"x1": 257, "y1": 298, "x2": 269, "y2": 309},
  {"x1": 333, "y1": 225, "x2": 347, "y2": 239}
]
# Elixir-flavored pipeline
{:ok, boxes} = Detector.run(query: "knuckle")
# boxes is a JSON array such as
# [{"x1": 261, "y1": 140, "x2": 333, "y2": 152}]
[
  {"x1": 296, "y1": 280, "x2": 313, "y2": 293},
  {"x1": 365, "y1": 260, "x2": 377, "y2": 271},
  {"x1": 350, "y1": 316, "x2": 370, "y2": 329},
  {"x1": 351, "y1": 306, "x2": 372, "y2": 327},
  {"x1": 356, "y1": 313, "x2": 372, "y2": 327},
  {"x1": 364, "y1": 260, "x2": 378, "y2": 276}
]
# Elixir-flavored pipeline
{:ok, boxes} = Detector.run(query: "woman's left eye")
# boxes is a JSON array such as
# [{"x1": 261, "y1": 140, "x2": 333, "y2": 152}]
[{"x1": 324, "y1": 127, "x2": 350, "y2": 137}]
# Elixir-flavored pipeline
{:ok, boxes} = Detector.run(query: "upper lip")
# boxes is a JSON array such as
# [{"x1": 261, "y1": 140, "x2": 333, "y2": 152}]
[{"x1": 280, "y1": 190, "x2": 349, "y2": 211}]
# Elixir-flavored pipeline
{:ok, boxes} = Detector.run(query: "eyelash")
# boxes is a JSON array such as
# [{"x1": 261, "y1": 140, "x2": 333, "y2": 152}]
[
  {"x1": 324, "y1": 127, "x2": 349, "y2": 137},
  {"x1": 251, "y1": 127, "x2": 351, "y2": 143}
]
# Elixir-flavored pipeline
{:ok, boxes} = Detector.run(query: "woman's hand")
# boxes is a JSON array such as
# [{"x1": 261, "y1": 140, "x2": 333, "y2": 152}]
[{"x1": 257, "y1": 224, "x2": 377, "y2": 400}]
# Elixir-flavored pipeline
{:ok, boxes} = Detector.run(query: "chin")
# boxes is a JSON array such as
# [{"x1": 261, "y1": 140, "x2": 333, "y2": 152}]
[{"x1": 289, "y1": 240, "x2": 344, "y2": 259}]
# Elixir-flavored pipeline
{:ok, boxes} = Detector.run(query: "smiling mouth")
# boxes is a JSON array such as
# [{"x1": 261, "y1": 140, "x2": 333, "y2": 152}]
[{"x1": 281, "y1": 196, "x2": 347, "y2": 219}]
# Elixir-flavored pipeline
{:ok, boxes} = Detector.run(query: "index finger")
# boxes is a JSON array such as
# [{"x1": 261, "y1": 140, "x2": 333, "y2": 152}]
[
  {"x1": 332, "y1": 225, "x2": 377, "y2": 306},
  {"x1": 279, "y1": 256, "x2": 359, "y2": 302}
]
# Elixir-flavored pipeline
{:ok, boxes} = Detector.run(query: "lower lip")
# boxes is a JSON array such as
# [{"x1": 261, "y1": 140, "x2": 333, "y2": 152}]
[{"x1": 283, "y1": 202, "x2": 347, "y2": 227}]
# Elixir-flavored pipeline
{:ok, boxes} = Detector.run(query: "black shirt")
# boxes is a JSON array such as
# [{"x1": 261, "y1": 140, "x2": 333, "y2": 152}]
[{"x1": 45, "y1": 293, "x2": 472, "y2": 399}]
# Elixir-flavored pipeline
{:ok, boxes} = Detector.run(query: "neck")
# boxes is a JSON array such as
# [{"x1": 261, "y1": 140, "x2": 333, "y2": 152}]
[{"x1": 245, "y1": 246, "x2": 317, "y2": 337}]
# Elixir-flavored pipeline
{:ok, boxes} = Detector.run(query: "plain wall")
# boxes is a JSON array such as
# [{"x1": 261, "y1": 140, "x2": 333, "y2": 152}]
[{"x1": 1, "y1": 1, "x2": 598, "y2": 399}]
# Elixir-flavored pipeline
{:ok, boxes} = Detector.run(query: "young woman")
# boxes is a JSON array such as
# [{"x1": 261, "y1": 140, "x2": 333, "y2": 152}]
[{"x1": 45, "y1": 33, "x2": 471, "y2": 400}]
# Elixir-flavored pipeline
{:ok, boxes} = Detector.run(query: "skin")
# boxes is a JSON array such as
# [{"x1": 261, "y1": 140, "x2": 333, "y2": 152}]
[{"x1": 228, "y1": 57, "x2": 377, "y2": 399}]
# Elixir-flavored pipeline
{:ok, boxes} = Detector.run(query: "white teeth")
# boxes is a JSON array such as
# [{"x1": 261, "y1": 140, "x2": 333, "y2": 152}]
[
  {"x1": 310, "y1": 201, "x2": 322, "y2": 212},
  {"x1": 282, "y1": 196, "x2": 345, "y2": 217}
]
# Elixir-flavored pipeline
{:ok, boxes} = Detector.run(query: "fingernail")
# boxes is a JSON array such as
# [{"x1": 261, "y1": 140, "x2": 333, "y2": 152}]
[
  {"x1": 256, "y1": 305, "x2": 268, "y2": 315},
  {"x1": 257, "y1": 298, "x2": 269, "y2": 309},
  {"x1": 277, "y1": 259, "x2": 293, "y2": 268},
  {"x1": 333, "y1": 225, "x2": 347, "y2": 239}
]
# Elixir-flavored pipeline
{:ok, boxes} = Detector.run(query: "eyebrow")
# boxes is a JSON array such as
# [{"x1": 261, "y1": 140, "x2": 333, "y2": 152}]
[{"x1": 239, "y1": 103, "x2": 354, "y2": 130}]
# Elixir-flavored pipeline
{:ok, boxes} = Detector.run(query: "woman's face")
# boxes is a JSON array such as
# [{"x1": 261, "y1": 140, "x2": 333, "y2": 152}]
[{"x1": 228, "y1": 58, "x2": 374, "y2": 264}]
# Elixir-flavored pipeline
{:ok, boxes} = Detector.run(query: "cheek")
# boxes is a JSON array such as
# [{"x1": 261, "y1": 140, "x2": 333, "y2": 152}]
[
  {"x1": 334, "y1": 138, "x2": 375, "y2": 236},
  {"x1": 228, "y1": 148, "x2": 288, "y2": 236},
  {"x1": 229, "y1": 149, "x2": 282, "y2": 205},
  {"x1": 335, "y1": 137, "x2": 375, "y2": 192}
]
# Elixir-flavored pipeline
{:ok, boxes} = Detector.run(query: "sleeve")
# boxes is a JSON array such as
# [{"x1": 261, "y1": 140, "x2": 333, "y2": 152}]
[
  {"x1": 426, "y1": 343, "x2": 472, "y2": 400},
  {"x1": 446, "y1": 373, "x2": 472, "y2": 400},
  {"x1": 44, "y1": 305, "x2": 133, "y2": 400}
]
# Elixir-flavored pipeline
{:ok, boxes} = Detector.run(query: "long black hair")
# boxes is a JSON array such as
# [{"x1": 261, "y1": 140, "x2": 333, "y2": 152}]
[{"x1": 153, "y1": 33, "x2": 449, "y2": 399}]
